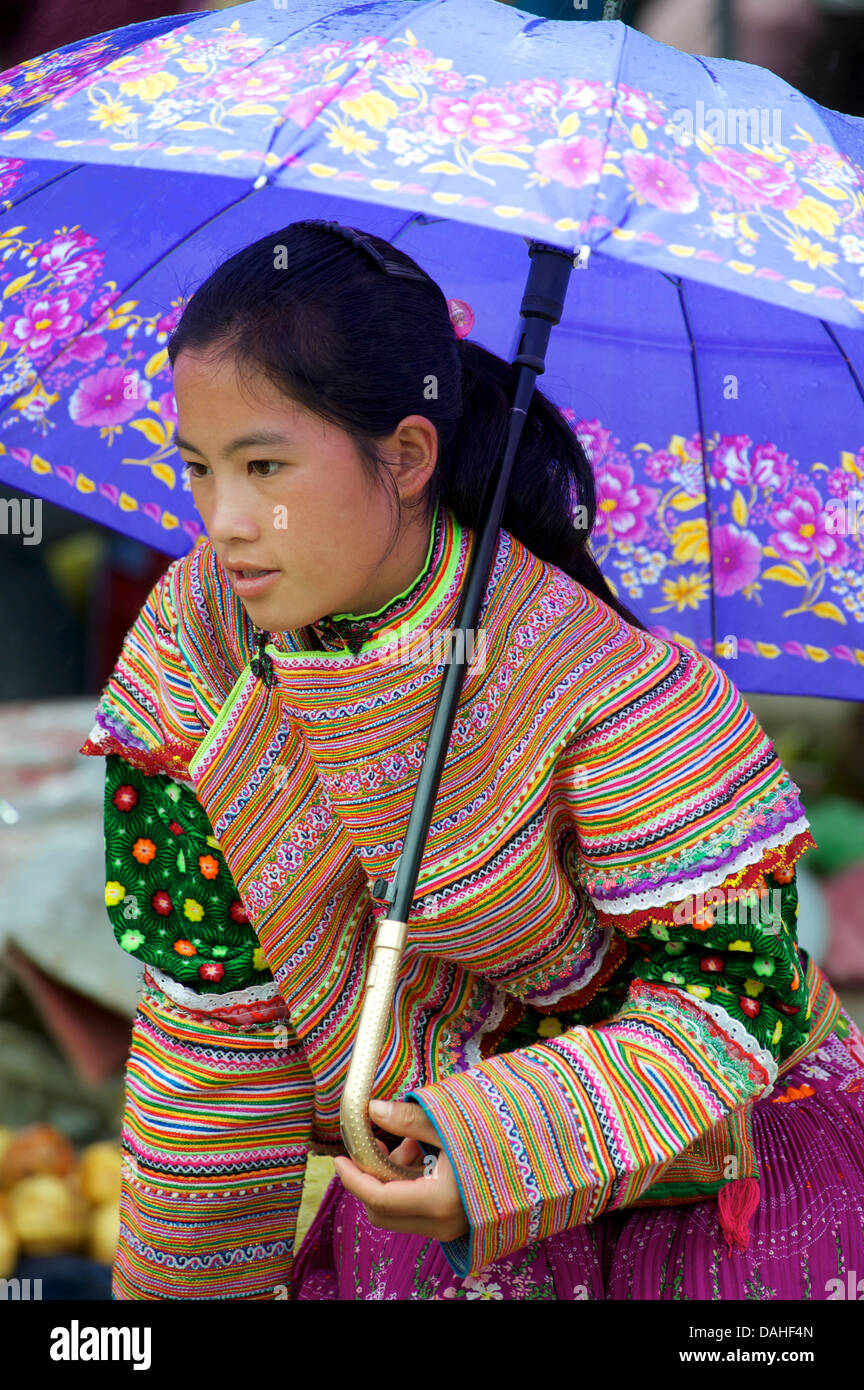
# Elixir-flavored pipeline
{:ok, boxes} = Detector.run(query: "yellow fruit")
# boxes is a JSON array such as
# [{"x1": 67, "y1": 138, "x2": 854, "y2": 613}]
[
  {"x1": 537, "y1": 1016, "x2": 564, "y2": 1037},
  {"x1": 8, "y1": 1175, "x2": 89, "y2": 1255},
  {"x1": 0, "y1": 1207, "x2": 18, "y2": 1279},
  {"x1": 79, "y1": 1142, "x2": 123, "y2": 1206},
  {"x1": 89, "y1": 1201, "x2": 121, "y2": 1266},
  {"x1": 0, "y1": 1123, "x2": 76, "y2": 1188}
]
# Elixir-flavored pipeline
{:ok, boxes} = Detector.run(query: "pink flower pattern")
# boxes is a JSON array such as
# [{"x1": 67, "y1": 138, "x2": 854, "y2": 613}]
[
  {"x1": 69, "y1": 366, "x2": 150, "y2": 428},
  {"x1": 623, "y1": 152, "x2": 699, "y2": 213},
  {"x1": 697, "y1": 149, "x2": 800, "y2": 211},
  {"x1": 593, "y1": 459, "x2": 660, "y2": 544},
  {"x1": 535, "y1": 137, "x2": 605, "y2": 189},
  {"x1": 432, "y1": 92, "x2": 530, "y2": 147},
  {"x1": 711, "y1": 524, "x2": 763, "y2": 597},
  {"x1": 769, "y1": 486, "x2": 849, "y2": 567},
  {"x1": 5, "y1": 289, "x2": 87, "y2": 358},
  {"x1": 560, "y1": 413, "x2": 864, "y2": 657}
]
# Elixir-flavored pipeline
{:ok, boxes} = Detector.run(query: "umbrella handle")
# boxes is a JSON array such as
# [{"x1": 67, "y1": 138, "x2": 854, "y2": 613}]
[{"x1": 339, "y1": 915, "x2": 421, "y2": 1181}]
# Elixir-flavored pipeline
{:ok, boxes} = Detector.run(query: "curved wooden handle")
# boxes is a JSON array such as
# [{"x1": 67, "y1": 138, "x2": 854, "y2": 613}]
[{"x1": 339, "y1": 917, "x2": 421, "y2": 1182}]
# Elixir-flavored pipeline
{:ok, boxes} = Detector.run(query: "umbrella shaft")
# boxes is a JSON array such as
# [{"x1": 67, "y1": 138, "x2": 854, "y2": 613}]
[
  {"x1": 339, "y1": 243, "x2": 575, "y2": 1179},
  {"x1": 389, "y1": 243, "x2": 574, "y2": 923}
]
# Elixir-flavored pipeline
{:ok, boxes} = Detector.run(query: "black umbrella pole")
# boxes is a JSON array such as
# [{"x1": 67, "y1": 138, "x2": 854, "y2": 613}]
[{"x1": 339, "y1": 242, "x2": 577, "y2": 1180}]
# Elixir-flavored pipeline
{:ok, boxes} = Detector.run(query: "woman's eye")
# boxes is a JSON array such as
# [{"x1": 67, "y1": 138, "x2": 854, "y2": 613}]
[
  {"x1": 179, "y1": 460, "x2": 285, "y2": 479},
  {"x1": 249, "y1": 460, "x2": 285, "y2": 478},
  {"x1": 181, "y1": 460, "x2": 208, "y2": 479}
]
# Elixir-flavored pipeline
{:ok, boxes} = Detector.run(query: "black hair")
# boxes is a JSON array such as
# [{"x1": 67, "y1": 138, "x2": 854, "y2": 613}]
[{"x1": 167, "y1": 221, "x2": 645, "y2": 630}]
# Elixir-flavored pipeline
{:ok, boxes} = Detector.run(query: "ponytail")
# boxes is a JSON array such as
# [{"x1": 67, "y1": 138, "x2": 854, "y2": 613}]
[{"x1": 437, "y1": 337, "x2": 646, "y2": 629}]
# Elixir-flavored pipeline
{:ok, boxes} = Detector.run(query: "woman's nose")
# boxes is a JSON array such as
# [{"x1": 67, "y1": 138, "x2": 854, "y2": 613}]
[{"x1": 204, "y1": 489, "x2": 260, "y2": 545}]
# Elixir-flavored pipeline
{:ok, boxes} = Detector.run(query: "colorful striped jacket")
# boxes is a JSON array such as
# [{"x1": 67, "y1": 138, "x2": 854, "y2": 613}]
[{"x1": 81, "y1": 497, "x2": 837, "y2": 1279}]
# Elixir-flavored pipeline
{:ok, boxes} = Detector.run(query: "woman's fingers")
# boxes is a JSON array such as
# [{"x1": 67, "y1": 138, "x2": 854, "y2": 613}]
[
  {"x1": 389, "y1": 1136, "x2": 422, "y2": 1167},
  {"x1": 373, "y1": 1135, "x2": 421, "y2": 1170}
]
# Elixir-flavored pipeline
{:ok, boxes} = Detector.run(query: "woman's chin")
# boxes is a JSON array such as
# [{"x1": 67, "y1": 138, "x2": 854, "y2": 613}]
[
  {"x1": 238, "y1": 594, "x2": 311, "y2": 635},
  {"x1": 237, "y1": 595, "x2": 280, "y2": 629}
]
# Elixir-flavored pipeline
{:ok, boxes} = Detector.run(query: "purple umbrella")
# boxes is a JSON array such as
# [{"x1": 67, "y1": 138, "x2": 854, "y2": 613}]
[{"x1": 0, "y1": 0, "x2": 863, "y2": 697}]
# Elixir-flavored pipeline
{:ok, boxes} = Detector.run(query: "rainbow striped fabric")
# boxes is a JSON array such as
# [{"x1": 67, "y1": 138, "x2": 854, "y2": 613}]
[
  {"x1": 82, "y1": 498, "x2": 830, "y2": 1281},
  {"x1": 112, "y1": 979, "x2": 309, "y2": 1300}
]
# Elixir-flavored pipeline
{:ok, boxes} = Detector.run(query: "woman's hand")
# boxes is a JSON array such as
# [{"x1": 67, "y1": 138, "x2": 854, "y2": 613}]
[{"x1": 332, "y1": 1099, "x2": 470, "y2": 1241}]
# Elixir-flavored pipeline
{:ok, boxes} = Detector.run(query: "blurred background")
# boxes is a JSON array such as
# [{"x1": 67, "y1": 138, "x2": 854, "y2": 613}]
[{"x1": 1, "y1": 0, "x2": 864, "y2": 1298}]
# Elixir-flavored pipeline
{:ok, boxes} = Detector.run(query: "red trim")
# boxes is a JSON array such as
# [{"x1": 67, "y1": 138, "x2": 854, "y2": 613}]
[
  {"x1": 595, "y1": 828, "x2": 816, "y2": 939},
  {"x1": 141, "y1": 967, "x2": 288, "y2": 1025},
  {"x1": 79, "y1": 732, "x2": 197, "y2": 780}
]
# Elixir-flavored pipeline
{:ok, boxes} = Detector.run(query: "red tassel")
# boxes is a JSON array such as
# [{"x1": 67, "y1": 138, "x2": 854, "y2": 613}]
[{"x1": 717, "y1": 1177, "x2": 761, "y2": 1256}]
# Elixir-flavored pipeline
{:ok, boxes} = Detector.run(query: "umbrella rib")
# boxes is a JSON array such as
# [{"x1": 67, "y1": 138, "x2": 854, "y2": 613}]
[
  {"x1": 674, "y1": 277, "x2": 717, "y2": 662},
  {"x1": 386, "y1": 211, "x2": 455, "y2": 295},
  {"x1": 129, "y1": 184, "x2": 263, "y2": 316},
  {"x1": 818, "y1": 319, "x2": 864, "y2": 409},
  {"x1": 389, "y1": 211, "x2": 434, "y2": 244},
  {"x1": 583, "y1": 18, "x2": 631, "y2": 247},
  {"x1": 0, "y1": 161, "x2": 85, "y2": 215}
]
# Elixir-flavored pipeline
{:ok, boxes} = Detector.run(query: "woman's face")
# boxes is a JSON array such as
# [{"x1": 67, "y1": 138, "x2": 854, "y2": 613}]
[{"x1": 172, "y1": 348, "x2": 437, "y2": 633}]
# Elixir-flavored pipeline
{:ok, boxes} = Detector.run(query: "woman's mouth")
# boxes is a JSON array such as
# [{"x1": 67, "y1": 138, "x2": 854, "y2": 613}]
[{"x1": 227, "y1": 566, "x2": 280, "y2": 596}]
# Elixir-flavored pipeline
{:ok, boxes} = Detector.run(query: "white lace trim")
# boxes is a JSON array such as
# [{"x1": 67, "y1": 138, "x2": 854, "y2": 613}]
[
  {"x1": 144, "y1": 963, "x2": 283, "y2": 1011},
  {"x1": 526, "y1": 925, "x2": 615, "y2": 1007},
  {"x1": 668, "y1": 987, "x2": 778, "y2": 1096},
  {"x1": 462, "y1": 985, "x2": 511, "y2": 1070},
  {"x1": 590, "y1": 816, "x2": 810, "y2": 917}
]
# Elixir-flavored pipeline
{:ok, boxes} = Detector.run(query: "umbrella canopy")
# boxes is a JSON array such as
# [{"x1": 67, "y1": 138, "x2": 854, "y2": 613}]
[
  {"x1": 2, "y1": 0, "x2": 863, "y2": 317},
  {"x1": 0, "y1": 0, "x2": 863, "y2": 698}
]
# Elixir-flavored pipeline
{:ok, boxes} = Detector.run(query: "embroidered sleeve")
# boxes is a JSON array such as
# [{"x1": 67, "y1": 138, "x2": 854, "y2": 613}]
[
  {"x1": 104, "y1": 752, "x2": 275, "y2": 995},
  {"x1": 79, "y1": 563, "x2": 206, "y2": 778},
  {"x1": 406, "y1": 647, "x2": 817, "y2": 1277}
]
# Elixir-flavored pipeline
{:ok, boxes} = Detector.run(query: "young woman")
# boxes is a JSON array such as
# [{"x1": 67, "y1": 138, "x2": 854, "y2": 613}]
[{"x1": 82, "y1": 220, "x2": 864, "y2": 1301}]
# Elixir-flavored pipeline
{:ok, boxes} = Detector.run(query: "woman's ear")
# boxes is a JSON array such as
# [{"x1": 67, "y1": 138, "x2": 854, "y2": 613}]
[{"x1": 389, "y1": 416, "x2": 438, "y2": 502}]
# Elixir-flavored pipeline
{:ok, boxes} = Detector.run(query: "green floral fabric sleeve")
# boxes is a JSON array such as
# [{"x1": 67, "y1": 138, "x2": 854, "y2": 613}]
[
  {"x1": 103, "y1": 752, "x2": 274, "y2": 994},
  {"x1": 623, "y1": 869, "x2": 810, "y2": 1067},
  {"x1": 483, "y1": 869, "x2": 809, "y2": 1067}
]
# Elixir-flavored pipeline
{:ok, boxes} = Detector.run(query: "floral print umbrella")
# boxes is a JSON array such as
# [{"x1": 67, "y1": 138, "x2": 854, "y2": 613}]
[{"x1": 0, "y1": 0, "x2": 863, "y2": 698}]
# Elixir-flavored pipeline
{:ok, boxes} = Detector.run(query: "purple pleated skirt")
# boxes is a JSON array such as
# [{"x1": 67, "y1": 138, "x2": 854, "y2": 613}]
[{"x1": 292, "y1": 1008, "x2": 864, "y2": 1300}]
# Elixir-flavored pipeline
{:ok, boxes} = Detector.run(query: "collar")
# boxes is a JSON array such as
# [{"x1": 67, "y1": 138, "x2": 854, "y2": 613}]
[{"x1": 272, "y1": 496, "x2": 465, "y2": 657}]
